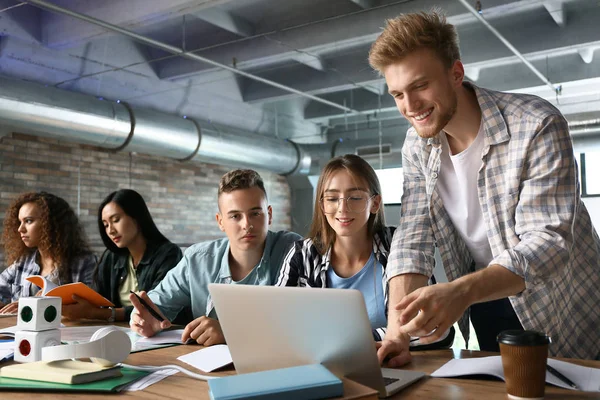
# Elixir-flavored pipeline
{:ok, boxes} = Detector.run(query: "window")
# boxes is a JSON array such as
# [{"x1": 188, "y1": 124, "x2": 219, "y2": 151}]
[
  {"x1": 375, "y1": 168, "x2": 403, "y2": 204},
  {"x1": 581, "y1": 153, "x2": 600, "y2": 196}
]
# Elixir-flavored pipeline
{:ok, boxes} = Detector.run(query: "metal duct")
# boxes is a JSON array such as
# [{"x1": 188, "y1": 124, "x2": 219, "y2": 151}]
[
  {"x1": 568, "y1": 119, "x2": 600, "y2": 137},
  {"x1": 0, "y1": 78, "x2": 130, "y2": 148},
  {"x1": 0, "y1": 77, "x2": 306, "y2": 175}
]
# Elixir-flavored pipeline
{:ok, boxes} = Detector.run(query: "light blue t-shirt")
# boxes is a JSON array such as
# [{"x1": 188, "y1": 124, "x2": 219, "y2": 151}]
[
  {"x1": 148, "y1": 230, "x2": 301, "y2": 321},
  {"x1": 327, "y1": 252, "x2": 387, "y2": 330}
]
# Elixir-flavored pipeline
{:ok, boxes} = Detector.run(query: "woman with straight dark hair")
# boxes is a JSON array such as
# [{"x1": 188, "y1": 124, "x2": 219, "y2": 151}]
[
  {"x1": 0, "y1": 192, "x2": 96, "y2": 314},
  {"x1": 276, "y1": 154, "x2": 453, "y2": 367},
  {"x1": 62, "y1": 189, "x2": 182, "y2": 322}
]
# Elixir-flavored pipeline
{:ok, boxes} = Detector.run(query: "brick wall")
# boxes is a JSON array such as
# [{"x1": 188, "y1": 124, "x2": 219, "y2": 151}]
[{"x1": 0, "y1": 133, "x2": 293, "y2": 269}]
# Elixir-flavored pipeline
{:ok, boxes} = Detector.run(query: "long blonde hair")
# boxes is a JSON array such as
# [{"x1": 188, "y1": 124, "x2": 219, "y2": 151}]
[{"x1": 309, "y1": 154, "x2": 385, "y2": 254}]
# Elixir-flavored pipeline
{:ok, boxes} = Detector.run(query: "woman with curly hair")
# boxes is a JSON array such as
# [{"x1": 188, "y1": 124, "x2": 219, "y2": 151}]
[
  {"x1": 61, "y1": 189, "x2": 183, "y2": 323},
  {"x1": 0, "y1": 192, "x2": 96, "y2": 314}
]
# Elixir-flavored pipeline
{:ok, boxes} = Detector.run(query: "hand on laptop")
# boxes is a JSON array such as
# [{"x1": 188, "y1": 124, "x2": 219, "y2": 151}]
[
  {"x1": 182, "y1": 316, "x2": 226, "y2": 346},
  {"x1": 377, "y1": 333, "x2": 412, "y2": 368},
  {"x1": 395, "y1": 282, "x2": 469, "y2": 345},
  {"x1": 130, "y1": 291, "x2": 171, "y2": 337}
]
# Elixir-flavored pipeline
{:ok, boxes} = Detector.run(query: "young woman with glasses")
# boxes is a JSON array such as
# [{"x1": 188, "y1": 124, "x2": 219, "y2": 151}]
[{"x1": 276, "y1": 154, "x2": 453, "y2": 367}]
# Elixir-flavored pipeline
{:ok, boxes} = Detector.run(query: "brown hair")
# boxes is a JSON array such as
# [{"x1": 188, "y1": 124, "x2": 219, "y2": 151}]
[
  {"x1": 2, "y1": 192, "x2": 92, "y2": 283},
  {"x1": 218, "y1": 169, "x2": 267, "y2": 199},
  {"x1": 308, "y1": 154, "x2": 385, "y2": 255},
  {"x1": 368, "y1": 10, "x2": 460, "y2": 73}
]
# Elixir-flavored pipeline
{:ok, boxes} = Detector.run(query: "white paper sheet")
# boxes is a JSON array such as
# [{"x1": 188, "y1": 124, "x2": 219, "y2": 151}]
[
  {"x1": 0, "y1": 340, "x2": 14, "y2": 362},
  {"x1": 124, "y1": 368, "x2": 178, "y2": 391},
  {"x1": 134, "y1": 329, "x2": 186, "y2": 346},
  {"x1": 177, "y1": 345, "x2": 233, "y2": 373},
  {"x1": 431, "y1": 355, "x2": 600, "y2": 392},
  {"x1": 59, "y1": 326, "x2": 182, "y2": 353},
  {"x1": 0, "y1": 341, "x2": 14, "y2": 350},
  {"x1": 59, "y1": 325, "x2": 128, "y2": 342},
  {"x1": 0, "y1": 325, "x2": 18, "y2": 337},
  {"x1": 0, "y1": 349, "x2": 13, "y2": 362}
]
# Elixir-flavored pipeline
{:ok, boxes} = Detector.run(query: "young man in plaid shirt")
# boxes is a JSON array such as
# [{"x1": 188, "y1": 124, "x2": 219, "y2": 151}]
[{"x1": 369, "y1": 11, "x2": 600, "y2": 364}]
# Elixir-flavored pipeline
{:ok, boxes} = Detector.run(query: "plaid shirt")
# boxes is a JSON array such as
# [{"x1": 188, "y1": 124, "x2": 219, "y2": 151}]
[
  {"x1": 0, "y1": 250, "x2": 96, "y2": 304},
  {"x1": 276, "y1": 228, "x2": 393, "y2": 341},
  {"x1": 276, "y1": 227, "x2": 454, "y2": 348},
  {"x1": 388, "y1": 83, "x2": 600, "y2": 360}
]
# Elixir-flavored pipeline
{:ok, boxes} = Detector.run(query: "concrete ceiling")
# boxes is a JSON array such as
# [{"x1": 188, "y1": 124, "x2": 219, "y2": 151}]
[{"x1": 1, "y1": 0, "x2": 599, "y2": 159}]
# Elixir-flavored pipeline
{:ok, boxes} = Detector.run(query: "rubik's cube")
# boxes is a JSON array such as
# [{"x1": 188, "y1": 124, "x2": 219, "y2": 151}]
[{"x1": 14, "y1": 297, "x2": 62, "y2": 363}]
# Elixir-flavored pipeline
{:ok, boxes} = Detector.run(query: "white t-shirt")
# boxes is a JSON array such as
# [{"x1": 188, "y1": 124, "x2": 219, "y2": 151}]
[{"x1": 437, "y1": 123, "x2": 493, "y2": 269}]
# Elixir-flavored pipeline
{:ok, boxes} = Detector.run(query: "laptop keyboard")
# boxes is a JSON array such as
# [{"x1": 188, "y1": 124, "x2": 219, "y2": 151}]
[{"x1": 383, "y1": 377, "x2": 400, "y2": 386}]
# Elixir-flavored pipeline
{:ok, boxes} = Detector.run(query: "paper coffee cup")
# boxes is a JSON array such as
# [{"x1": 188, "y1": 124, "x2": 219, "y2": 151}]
[{"x1": 497, "y1": 330, "x2": 550, "y2": 400}]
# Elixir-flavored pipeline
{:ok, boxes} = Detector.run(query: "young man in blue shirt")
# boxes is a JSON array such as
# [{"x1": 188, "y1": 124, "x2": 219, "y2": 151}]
[{"x1": 129, "y1": 169, "x2": 301, "y2": 346}]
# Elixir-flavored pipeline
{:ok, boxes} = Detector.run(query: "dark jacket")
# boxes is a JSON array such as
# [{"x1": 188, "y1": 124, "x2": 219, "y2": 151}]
[{"x1": 93, "y1": 240, "x2": 183, "y2": 321}]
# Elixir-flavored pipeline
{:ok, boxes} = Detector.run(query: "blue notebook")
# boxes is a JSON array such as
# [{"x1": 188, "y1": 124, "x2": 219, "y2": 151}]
[{"x1": 208, "y1": 364, "x2": 343, "y2": 400}]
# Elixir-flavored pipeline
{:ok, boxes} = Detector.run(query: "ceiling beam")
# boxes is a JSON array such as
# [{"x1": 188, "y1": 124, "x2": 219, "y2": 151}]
[
  {"x1": 543, "y1": 0, "x2": 566, "y2": 27},
  {"x1": 36, "y1": 0, "x2": 240, "y2": 49},
  {"x1": 578, "y1": 48, "x2": 595, "y2": 64},
  {"x1": 239, "y1": 2, "x2": 600, "y2": 105},
  {"x1": 0, "y1": 2, "x2": 41, "y2": 43},
  {"x1": 349, "y1": 0, "x2": 373, "y2": 9},
  {"x1": 193, "y1": 8, "x2": 254, "y2": 37},
  {"x1": 291, "y1": 53, "x2": 326, "y2": 72},
  {"x1": 158, "y1": 0, "x2": 549, "y2": 81}
]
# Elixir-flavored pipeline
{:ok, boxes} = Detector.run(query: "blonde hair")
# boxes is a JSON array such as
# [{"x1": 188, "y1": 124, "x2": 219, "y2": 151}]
[
  {"x1": 368, "y1": 10, "x2": 460, "y2": 73},
  {"x1": 309, "y1": 154, "x2": 385, "y2": 255}
]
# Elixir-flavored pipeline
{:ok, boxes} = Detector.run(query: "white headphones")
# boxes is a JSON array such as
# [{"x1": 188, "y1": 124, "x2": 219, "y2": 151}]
[{"x1": 41, "y1": 326, "x2": 132, "y2": 367}]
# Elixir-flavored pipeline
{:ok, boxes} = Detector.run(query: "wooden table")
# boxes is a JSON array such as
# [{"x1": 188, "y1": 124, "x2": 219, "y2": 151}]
[{"x1": 1, "y1": 317, "x2": 599, "y2": 399}]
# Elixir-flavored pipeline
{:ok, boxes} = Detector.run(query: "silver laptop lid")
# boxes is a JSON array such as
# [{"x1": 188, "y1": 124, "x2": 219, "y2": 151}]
[{"x1": 208, "y1": 284, "x2": 387, "y2": 395}]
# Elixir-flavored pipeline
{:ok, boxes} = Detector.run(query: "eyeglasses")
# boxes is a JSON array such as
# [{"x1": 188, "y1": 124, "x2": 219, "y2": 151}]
[{"x1": 320, "y1": 194, "x2": 375, "y2": 214}]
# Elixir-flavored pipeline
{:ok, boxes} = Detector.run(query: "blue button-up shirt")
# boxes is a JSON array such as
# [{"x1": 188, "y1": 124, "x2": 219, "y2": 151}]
[{"x1": 149, "y1": 230, "x2": 301, "y2": 321}]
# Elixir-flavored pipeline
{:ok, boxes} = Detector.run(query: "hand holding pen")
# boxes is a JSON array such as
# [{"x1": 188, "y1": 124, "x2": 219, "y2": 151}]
[{"x1": 129, "y1": 290, "x2": 171, "y2": 338}]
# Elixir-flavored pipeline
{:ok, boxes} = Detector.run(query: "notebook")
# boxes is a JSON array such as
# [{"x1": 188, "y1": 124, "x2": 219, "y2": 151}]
[
  {"x1": 208, "y1": 364, "x2": 343, "y2": 400},
  {"x1": 0, "y1": 325, "x2": 17, "y2": 338},
  {"x1": 0, "y1": 360, "x2": 122, "y2": 384},
  {"x1": 26, "y1": 275, "x2": 114, "y2": 307},
  {"x1": 431, "y1": 356, "x2": 600, "y2": 392},
  {"x1": 0, "y1": 366, "x2": 148, "y2": 392}
]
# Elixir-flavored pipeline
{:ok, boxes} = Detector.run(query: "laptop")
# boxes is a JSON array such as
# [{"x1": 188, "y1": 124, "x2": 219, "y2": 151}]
[{"x1": 208, "y1": 284, "x2": 426, "y2": 398}]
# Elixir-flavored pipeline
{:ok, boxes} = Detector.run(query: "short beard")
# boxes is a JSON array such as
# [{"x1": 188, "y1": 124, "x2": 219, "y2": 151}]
[{"x1": 414, "y1": 93, "x2": 458, "y2": 139}]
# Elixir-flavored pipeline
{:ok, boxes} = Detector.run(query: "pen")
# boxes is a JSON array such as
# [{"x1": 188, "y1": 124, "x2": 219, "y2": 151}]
[
  {"x1": 130, "y1": 290, "x2": 165, "y2": 322},
  {"x1": 546, "y1": 364, "x2": 579, "y2": 390}
]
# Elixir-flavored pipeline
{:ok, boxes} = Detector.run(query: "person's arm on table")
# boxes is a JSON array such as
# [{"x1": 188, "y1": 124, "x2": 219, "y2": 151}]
[
  {"x1": 397, "y1": 265, "x2": 525, "y2": 343},
  {"x1": 181, "y1": 316, "x2": 225, "y2": 346},
  {"x1": 0, "y1": 264, "x2": 19, "y2": 314},
  {"x1": 378, "y1": 143, "x2": 436, "y2": 364}
]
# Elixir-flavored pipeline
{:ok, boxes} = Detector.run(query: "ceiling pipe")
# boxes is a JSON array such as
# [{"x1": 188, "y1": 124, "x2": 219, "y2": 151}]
[
  {"x1": 24, "y1": 0, "x2": 361, "y2": 116},
  {"x1": 569, "y1": 119, "x2": 600, "y2": 138},
  {"x1": 0, "y1": 77, "x2": 311, "y2": 175},
  {"x1": 457, "y1": 0, "x2": 559, "y2": 94}
]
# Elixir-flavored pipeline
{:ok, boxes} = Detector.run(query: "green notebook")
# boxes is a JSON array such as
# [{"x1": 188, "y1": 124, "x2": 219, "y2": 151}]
[{"x1": 0, "y1": 367, "x2": 149, "y2": 392}]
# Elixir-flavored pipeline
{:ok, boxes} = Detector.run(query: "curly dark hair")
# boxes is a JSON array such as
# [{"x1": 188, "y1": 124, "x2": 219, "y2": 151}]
[{"x1": 2, "y1": 192, "x2": 92, "y2": 283}]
